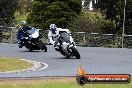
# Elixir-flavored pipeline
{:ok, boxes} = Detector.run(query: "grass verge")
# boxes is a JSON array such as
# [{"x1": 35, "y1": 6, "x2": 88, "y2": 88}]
[
  {"x1": 0, "y1": 57, "x2": 32, "y2": 72},
  {"x1": 0, "y1": 78, "x2": 131, "y2": 88}
]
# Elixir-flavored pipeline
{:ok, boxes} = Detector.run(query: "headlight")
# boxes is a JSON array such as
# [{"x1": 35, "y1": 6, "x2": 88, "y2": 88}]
[{"x1": 25, "y1": 37, "x2": 28, "y2": 39}]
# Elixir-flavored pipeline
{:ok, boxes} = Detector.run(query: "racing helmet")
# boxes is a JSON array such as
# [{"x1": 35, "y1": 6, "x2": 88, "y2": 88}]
[
  {"x1": 49, "y1": 24, "x2": 57, "y2": 34},
  {"x1": 21, "y1": 21, "x2": 27, "y2": 27}
]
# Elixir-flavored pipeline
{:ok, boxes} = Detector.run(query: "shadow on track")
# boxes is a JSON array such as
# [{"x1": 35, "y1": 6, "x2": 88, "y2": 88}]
[
  {"x1": 55, "y1": 57, "x2": 79, "y2": 60},
  {"x1": 18, "y1": 50, "x2": 42, "y2": 53}
]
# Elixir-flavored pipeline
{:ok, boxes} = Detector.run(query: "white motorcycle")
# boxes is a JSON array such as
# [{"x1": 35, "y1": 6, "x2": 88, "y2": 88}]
[
  {"x1": 20, "y1": 28, "x2": 47, "y2": 52},
  {"x1": 57, "y1": 32, "x2": 80, "y2": 59}
]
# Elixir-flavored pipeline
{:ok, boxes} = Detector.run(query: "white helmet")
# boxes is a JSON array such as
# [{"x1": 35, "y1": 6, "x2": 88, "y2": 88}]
[
  {"x1": 49, "y1": 24, "x2": 57, "y2": 30},
  {"x1": 21, "y1": 21, "x2": 27, "y2": 26},
  {"x1": 49, "y1": 24, "x2": 57, "y2": 34}
]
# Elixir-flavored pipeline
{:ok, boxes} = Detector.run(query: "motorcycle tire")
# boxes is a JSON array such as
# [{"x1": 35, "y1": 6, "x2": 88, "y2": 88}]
[
  {"x1": 25, "y1": 45, "x2": 29, "y2": 49},
  {"x1": 59, "y1": 47, "x2": 65, "y2": 56},
  {"x1": 36, "y1": 40, "x2": 47, "y2": 52},
  {"x1": 70, "y1": 46, "x2": 80, "y2": 59},
  {"x1": 29, "y1": 45, "x2": 33, "y2": 52}
]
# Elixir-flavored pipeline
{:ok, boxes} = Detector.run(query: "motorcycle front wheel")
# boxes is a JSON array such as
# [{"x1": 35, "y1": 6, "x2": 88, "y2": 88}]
[
  {"x1": 70, "y1": 46, "x2": 80, "y2": 59},
  {"x1": 29, "y1": 44, "x2": 33, "y2": 52}
]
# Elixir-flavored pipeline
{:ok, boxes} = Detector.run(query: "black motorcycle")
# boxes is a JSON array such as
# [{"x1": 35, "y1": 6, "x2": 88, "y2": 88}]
[{"x1": 20, "y1": 28, "x2": 47, "y2": 52}]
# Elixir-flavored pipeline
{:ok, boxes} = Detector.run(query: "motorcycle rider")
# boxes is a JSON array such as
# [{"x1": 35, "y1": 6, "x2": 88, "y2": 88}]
[
  {"x1": 48, "y1": 24, "x2": 74, "y2": 51},
  {"x1": 17, "y1": 21, "x2": 32, "y2": 48}
]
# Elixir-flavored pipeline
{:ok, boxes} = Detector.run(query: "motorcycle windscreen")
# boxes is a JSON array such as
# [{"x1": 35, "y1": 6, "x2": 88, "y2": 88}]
[
  {"x1": 27, "y1": 28, "x2": 35, "y2": 34},
  {"x1": 27, "y1": 28, "x2": 39, "y2": 38},
  {"x1": 60, "y1": 32, "x2": 70, "y2": 43}
]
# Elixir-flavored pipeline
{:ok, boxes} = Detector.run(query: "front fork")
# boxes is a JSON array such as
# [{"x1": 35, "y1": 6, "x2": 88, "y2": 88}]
[{"x1": 65, "y1": 43, "x2": 75, "y2": 57}]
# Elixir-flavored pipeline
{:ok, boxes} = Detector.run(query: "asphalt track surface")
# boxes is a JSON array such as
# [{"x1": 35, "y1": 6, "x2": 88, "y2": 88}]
[{"x1": 0, "y1": 43, "x2": 132, "y2": 78}]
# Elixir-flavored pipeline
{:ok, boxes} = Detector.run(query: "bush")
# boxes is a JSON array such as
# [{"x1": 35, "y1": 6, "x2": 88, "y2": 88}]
[
  {"x1": 27, "y1": 0, "x2": 82, "y2": 30},
  {"x1": 70, "y1": 10, "x2": 116, "y2": 33}
]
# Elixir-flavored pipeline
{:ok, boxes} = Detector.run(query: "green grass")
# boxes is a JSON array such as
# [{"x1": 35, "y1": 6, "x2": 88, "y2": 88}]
[
  {"x1": 0, "y1": 57, "x2": 32, "y2": 72},
  {"x1": 0, "y1": 78, "x2": 131, "y2": 88}
]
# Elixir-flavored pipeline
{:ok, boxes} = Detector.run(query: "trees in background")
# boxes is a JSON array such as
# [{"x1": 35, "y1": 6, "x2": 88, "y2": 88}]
[
  {"x1": 0, "y1": 0, "x2": 18, "y2": 26},
  {"x1": 96, "y1": 0, "x2": 132, "y2": 34},
  {"x1": 0, "y1": 0, "x2": 131, "y2": 34},
  {"x1": 17, "y1": 0, "x2": 32, "y2": 14},
  {"x1": 96, "y1": 0, "x2": 123, "y2": 34},
  {"x1": 27, "y1": 0, "x2": 82, "y2": 30},
  {"x1": 125, "y1": 0, "x2": 132, "y2": 34}
]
